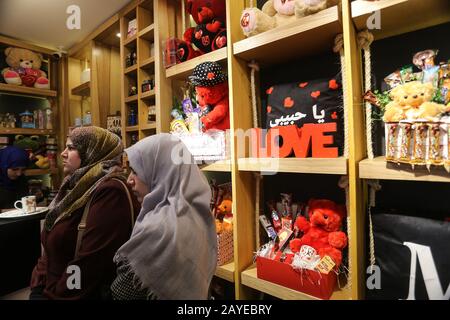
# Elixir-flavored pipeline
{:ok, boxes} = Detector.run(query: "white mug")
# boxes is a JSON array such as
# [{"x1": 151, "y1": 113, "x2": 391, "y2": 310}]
[{"x1": 14, "y1": 196, "x2": 37, "y2": 214}]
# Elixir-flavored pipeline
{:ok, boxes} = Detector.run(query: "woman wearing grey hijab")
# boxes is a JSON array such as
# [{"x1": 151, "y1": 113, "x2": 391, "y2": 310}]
[{"x1": 111, "y1": 133, "x2": 217, "y2": 300}]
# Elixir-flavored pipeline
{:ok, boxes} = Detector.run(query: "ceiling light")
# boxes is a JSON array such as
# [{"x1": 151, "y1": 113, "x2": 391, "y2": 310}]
[{"x1": 116, "y1": 33, "x2": 121, "y2": 38}]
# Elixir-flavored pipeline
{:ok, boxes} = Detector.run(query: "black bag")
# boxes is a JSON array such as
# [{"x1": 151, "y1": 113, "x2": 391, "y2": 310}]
[
  {"x1": 264, "y1": 76, "x2": 344, "y2": 156},
  {"x1": 367, "y1": 213, "x2": 450, "y2": 300}
]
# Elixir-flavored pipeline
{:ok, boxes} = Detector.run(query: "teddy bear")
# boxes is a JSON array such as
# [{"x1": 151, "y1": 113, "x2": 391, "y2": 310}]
[
  {"x1": 189, "y1": 61, "x2": 230, "y2": 131},
  {"x1": 176, "y1": 0, "x2": 227, "y2": 62},
  {"x1": 383, "y1": 81, "x2": 447, "y2": 122},
  {"x1": 289, "y1": 199, "x2": 347, "y2": 267},
  {"x1": 215, "y1": 199, "x2": 233, "y2": 233},
  {"x1": 2, "y1": 47, "x2": 50, "y2": 89},
  {"x1": 240, "y1": 0, "x2": 337, "y2": 37}
]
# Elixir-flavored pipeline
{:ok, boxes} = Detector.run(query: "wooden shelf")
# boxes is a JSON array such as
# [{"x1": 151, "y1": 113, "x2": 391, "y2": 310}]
[
  {"x1": 123, "y1": 34, "x2": 137, "y2": 47},
  {"x1": 124, "y1": 64, "x2": 138, "y2": 75},
  {"x1": 71, "y1": 81, "x2": 90, "y2": 96},
  {"x1": 141, "y1": 90, "x2": 155, "y2": 100},
  {"x1": 359, "y1": 157, "x2": 450, "y2": 183},
  {"x1": 352, "y1": 0, "x2": 450, "y2": 40},
  {"x1": 241, "y1": 266, "x2": 350, "y2": 300},
  {"x1": 238, "y1": 157, "x2": 347, "y2": 175},
  {"x1": 0, "y1": 128, "x2": 54, "y2": 135},
  {"x1": 233, "y1": 6, "x2": 340, "y2": 66},
  {"x1": 215, "y1": 262, "x2": 235, "y2": 283},
  {"x1": 124, "y1": 95, "x2": 138, "y2": 104},
  {"x1": 140, "y1": 122, "x2": 157, "y2": 130},
  {"x1": 199, "y1": 160, "x2": 232, "y2": 172},
  {"x1": 24, "y1": 168, "x2": 58, "y2": 176},
  {"x1": 0, "y1": 83, "x2": 57, "y2": 98},
  {"x1": 125, "y1": 126, "x2": 139, "y2": 132},
  {"x1": 140, "y1": 56, "x2": 155, "y2": 70},
  {"x1": 165, "y1": 47, "x2": 227, "y2": 80},
  {"x1": 139, "y1": 24, "x2": 154, "y2": 41}
]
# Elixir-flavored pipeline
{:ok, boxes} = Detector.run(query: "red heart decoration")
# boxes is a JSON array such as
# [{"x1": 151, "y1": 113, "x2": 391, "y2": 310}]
[
  {"x1": 267, "y1": 106, "x2": 272, "y2": 113},
  {"x1": 331, "y1": 112, "x2": 338, "y2": 120},
  {"x1": 329, "y1": 79, "x2": 339, "y2": 90},
  {"x1": 284, "y1": 97, "x2": 294, "y2": 108},
  {"x1": 311, "y1": 91, "x2": 321, "y2": 99},
  {"x1": 299, "y1": 82, "x2": 308, "y2": 88},
  {"x1": 207, "y1": 72, "x2": 215, "y2": 79},
  {"x1": 266, "y1": 87, "x2": 274, "y2": 95}
]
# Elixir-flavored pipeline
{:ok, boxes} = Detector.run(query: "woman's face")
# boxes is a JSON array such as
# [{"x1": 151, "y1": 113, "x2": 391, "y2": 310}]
[
  {"x1": 7, "y1": 167, "x2": 25, "y2": 180},
  {"x1": 127, "y1": 168, "x2": 150, "y2": 203},
  {"x1": 61, "y1": 138, "x2": 82, "y2": 175}
]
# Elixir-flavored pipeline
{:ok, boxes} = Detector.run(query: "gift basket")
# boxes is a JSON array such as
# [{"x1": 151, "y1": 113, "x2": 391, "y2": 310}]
[
  {"x1": 210, "y1": 180, "x2": 234, "y2": 266},
  {"x1": 255, "y1": 195, "x2": 348, "y2": 299},
  {"x1": 170, "y1": 62, "x2": 229, "y2": 162},
  {"x1": 364, "y1": 49, "x2": 450, "y2": 170}
]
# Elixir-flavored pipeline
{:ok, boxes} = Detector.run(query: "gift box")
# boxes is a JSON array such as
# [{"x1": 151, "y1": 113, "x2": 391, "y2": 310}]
[
  {"x1": 256, "y1": 256, "x2": 337, "y2": 300},
  {"x1": 217, "y1": 230, "x2": 233, "y2": 266},
  {"x1": 174, "y1": 130, "x2": 228, "y2": 161}
]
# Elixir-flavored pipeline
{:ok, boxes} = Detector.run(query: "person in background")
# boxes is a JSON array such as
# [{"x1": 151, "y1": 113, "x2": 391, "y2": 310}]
[
  {"x1": 0, "y1": 146, "x2": 29, "y2": 210},
  {"x1": 30, "y1": 126, "x2": 139, "y2": 300},
  {"x1": 111, "y1": 133, "x2": 217, "y2": 300}
]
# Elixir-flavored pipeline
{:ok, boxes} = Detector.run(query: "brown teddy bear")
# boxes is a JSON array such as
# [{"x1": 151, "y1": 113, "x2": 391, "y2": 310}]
[
  {"x1": 2, "y1": 47, "x2": 50, "y2": 89},
  {"x1": 383, "y1": 81, "x2": 446, "y2": 122}
]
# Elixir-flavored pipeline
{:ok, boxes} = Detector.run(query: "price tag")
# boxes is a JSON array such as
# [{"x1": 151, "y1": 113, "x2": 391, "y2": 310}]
[{"x1": 316, "y1": 255, "x2": 336, "y2": 274}]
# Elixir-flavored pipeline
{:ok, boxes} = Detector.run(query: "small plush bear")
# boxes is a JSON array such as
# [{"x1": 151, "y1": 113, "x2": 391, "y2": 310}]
[
  {"x1": 189, "y1": 61, "x2": 230, "y2": 132},
  {"x1": 383, "y1": 81, "x2": 447, "y2": 122},
  {"x1": 289, "y1": 199, "x2": 347, "y2": 267},
  {"x1": 2, "y1": 47, "x2": 50, "y2": 89}
]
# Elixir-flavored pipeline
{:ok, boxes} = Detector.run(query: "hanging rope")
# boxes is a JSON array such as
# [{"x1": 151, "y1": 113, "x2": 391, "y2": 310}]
[
  {"x1": 333, "y1": 34, "x2": 349, "y2": 159},
  {"x1": 357, "y1": 30, "x2": 375, "y2": 159},
  {"x1": 248, "y1": 60, "x2": 260, "y2": 128},
  {"x1": 254, "y1": 172, "x2": 262, "y2": 249},
  {"x1": 367, "y1": 179, "x2": 381, "y2": 267},
  {"x1": 338, "y1": 175, "x2": 351, "y2": 290}
]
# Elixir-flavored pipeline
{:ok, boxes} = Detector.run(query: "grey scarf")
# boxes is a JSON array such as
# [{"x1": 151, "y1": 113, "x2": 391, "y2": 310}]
[{"x1": 114, "y1": 134, "x2": 217, "y2": 300}]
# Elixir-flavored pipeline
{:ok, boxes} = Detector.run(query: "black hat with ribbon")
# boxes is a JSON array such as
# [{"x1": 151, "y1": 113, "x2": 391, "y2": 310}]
[{"x1": 189, "y1": 61, "x2": 227, "y2": 87}]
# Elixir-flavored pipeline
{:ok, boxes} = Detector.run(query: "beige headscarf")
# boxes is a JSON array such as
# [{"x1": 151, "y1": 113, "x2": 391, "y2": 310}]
[
  {"x1": 114, "y1": 134, "x2": 217, "y2": 300},
  {"x1": 45, "y1": 126, "x2": 125, "y2": 231}
]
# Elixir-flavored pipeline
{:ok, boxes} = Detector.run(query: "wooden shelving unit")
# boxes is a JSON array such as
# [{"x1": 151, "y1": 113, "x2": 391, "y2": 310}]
[
  {"x1": 241, "y1": 266, "x2": 350, "y2": 300},
  {"x1": 24, "y1": 168, "x2": 59, "y2": 177},
  {"x1": 139, "y1": 24, "x2": 154, "y2": 41},
  {"x1": 233, "y1": 6, "x2": 340, "y2": 65},
  {"x1": 0, "y1": 35, "x2": 62, "y2": 190},
  {"x1": 165, "y1": 47, "x2": 228, "y2": 80},
  {"x1": 71, "y1": 81, "x2": 90, "y2": 97},
  {"x1": 0, "y1": 128, "x2": 54, "y2": 135},
  {"x1": 0, "y1": 83, "x2": 57, "y2": 98},
  {"x1": 124, "y1": 95, "x2": 138, "y2": 103},
  {"x1": 215, "y1": 262, "x2": 235, "y2": 283},
  {"x1": 109, "y1": 0, "x2": 450, "y2": 300},
  {"x1": 238, "y1": 157, "x2": 347, "y2": 175},
  {"x1": 124, "y1": 64, "x2": 138, "y2": 75},
  {"x1": 352, "y1": 0, "x2": 450, "y2": 40},
  {"x1": 125, "y1": 125, "x2": 139, "y2": 132},
  {"x1": 140, "y1": 56, "x2": 155, "y2": 70},
  {"x1": 140, "y1": 89, "x2": 155, "y2": 100},
  {"x1": 199, "y1": 160, "x2": 232, "y2": 173},
  {"x1": 359, "y1": 157, "x2": 450, "y2": 183}
]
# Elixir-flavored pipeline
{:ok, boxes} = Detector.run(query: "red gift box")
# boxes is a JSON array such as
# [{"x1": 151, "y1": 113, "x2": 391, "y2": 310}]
[{"x1": 256, "y1": 256, "x2": 337, "y2": 300}]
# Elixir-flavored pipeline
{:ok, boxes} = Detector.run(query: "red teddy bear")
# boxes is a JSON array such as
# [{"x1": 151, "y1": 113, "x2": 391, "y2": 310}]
[
  {"x1": 289, "y1": 199, "x2": 348, "y2": 267},
  {"x1": 189, "y1": 61, "x2": 230, "y2": 132},
  {"x1": 182, "y1": 0, "x2": 227, "y2": 58}
]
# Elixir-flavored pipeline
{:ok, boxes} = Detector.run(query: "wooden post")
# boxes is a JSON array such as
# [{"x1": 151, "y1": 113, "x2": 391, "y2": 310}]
[{"x1": 341, "y1": 0, "x2": 367, "y2": 300}]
